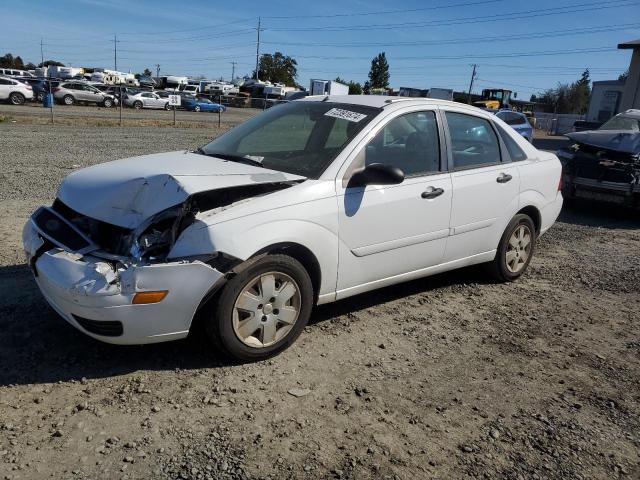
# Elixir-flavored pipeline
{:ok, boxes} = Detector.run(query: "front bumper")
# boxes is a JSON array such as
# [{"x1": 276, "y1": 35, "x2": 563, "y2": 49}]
[
  {"x1": 563, "y1": 174, "x2": 639, "y2": 207},
  {"x1": 23, "y1": 220, "x2": 224, "y2": 345}
]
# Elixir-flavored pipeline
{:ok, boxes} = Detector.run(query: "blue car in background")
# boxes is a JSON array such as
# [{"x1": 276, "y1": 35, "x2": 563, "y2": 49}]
[
  {"x1": 182, "y1": 96, "x2": 226, "y2": 113},
  {"x1": 493, "y1": 109, "x2": 533, "y2": 142}
]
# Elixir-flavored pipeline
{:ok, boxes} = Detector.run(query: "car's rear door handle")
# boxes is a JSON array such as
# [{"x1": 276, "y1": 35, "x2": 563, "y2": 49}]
[
  {"x1": 421, "y1": 187, "x2": 444, "y2": 199},
  {"x1": 497, "y1": 173, "x2": 513, "y2": 183}
]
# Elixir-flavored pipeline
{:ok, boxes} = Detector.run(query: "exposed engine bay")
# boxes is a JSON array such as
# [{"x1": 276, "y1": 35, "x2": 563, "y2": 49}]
[{"x1": 48, "y1": 181, "x2": 300, "y2": 262}]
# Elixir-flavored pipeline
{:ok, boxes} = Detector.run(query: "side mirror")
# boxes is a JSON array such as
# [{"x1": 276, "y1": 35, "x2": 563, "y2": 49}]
[{"x1": 349, "y1": 163, "x2": 404, "y2": 187}]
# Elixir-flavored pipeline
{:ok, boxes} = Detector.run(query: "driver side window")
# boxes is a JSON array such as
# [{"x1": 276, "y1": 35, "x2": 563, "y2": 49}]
[{"x1": 359, "y1": 111, "x2": 441, "y2": 177}]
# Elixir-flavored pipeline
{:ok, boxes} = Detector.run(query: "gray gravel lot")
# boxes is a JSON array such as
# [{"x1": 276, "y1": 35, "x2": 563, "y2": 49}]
[{"x1": 0, "y1": 121, "x2": 639, "y2": 480}]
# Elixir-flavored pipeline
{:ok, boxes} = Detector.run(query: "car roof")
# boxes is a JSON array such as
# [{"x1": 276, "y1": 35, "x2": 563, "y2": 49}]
[
  {"x1": 297, "y1": 94, "x2": 487, "y2": 112},
  {"x1": 619, "y1": 109, "x2": 640, "y2": 119}
]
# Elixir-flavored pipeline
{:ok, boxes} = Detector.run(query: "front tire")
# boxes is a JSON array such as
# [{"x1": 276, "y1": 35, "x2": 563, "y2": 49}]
[
  {"x1": 194, "y1": 105, "x2": 201, "y2": 112},
  {"x1": 103, "y1": 98, "x2": 113, "y2": 108},
  {"x1": 487, "y1": 214, "x2": 536, "y2": 282},
  {"x1": 206, "y1": 254, "x2": 313, "y2": 362},
  {"x1": 9, "y1": 92, "x2": 25, "y2": 105},
  {"x1": 164, "y1": 102, "x2": 170, "y2": 110}
]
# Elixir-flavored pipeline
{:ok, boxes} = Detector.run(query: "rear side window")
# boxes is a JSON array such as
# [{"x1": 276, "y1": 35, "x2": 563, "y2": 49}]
[
  {"x1": 500, "y1": 112, "x2": 527, "y2": 126},
  {"x1": 446, "y1": 112, "x2": 501, "y2": 169},
  {"x1": 496, "y1": 124, "x2": 528, "y2": 161}
]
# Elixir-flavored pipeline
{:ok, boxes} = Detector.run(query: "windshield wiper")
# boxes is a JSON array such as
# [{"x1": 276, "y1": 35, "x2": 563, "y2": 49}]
[{"x1": 201, "y1": 151, "x2": 266, "y2": 168}]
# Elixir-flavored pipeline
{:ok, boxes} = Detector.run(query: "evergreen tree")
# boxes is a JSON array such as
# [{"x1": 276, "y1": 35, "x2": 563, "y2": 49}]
[{"x1": 368, "y1": 52, "x2": 390, "y2": 89}]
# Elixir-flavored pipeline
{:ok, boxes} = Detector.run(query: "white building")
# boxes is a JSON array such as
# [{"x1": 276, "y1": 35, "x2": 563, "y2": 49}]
[
  {"x1": 586, "y1": 80, "x2": 625, "y2": 122},
  {"x1": 618, "y1": 39, "x2": 640, "y2": 111}
]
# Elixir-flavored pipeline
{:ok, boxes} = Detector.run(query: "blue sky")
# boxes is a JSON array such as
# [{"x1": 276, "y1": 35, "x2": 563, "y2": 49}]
[{"x1": 1, "y1": 0, "x2": 638, "y2": 99}]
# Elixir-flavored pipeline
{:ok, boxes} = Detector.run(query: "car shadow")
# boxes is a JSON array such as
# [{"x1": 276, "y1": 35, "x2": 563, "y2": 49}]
[
  {"x1": 0, "y1": 262, "x2": 492, "y2": 387},
  {"x1": 559, "y1": 200, "x2": 640, "y2": 230}
]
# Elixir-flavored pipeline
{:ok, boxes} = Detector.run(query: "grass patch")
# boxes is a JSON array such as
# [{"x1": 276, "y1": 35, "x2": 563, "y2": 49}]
[{"x1": 3, "y1": 114, "x2": 238, "y2": 130}]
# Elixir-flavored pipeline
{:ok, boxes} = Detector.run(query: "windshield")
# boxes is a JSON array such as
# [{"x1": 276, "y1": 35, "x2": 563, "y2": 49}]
[
  {"x1": 200, "y1": 101, "x2": 380, "y2": 178},
  {"x1": 600, "y1": 114, "x2": 640, "y2": 132}
]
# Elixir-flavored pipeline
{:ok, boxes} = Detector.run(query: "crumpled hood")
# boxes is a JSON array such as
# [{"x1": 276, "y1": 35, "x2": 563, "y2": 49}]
[
  {"x1": 565, "y1": 130, "x2": 640, "y2": 155},
  {"x1": 57, "y1": 151, "x2": 305, "y2": 229}
]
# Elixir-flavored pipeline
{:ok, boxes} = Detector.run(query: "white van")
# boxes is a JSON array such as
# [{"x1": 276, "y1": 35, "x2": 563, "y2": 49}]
[{"x1": 0, "y1": 68, "x2": 34, "y2": 78}]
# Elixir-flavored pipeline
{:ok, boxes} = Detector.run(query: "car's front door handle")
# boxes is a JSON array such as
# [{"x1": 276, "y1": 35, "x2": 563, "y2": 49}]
[
  {"x1": 421, "y1": 187, "x2": 444, "y2": 199},
  {"x1": 496, "y1": 173, "x2": 513, "y2": 183}
]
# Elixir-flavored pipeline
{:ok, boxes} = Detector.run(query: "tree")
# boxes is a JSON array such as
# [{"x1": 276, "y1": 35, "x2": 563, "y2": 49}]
[
  {"x1": 143, "y1": 68, "x2": 152, "y2": 77},
  {"x1": 569, "y1": 69, "x2": 590, "y2": 114},
  {"x1": 368, "y1": 52, "x2": 390, "y2": 89},
  {"x1": 254, "y1": 52, "x2": 298, "y2": 86},
  {"x1": 619, "y1": 69, "x2": 629, "y2": 82},
  {"x1": 533, "y1": 70, "x2": 592, "y2": 114},
  {"x1": 38, "y1": 60, "x2": 65, "y2": 67},
  {"x1": 335, "y1": 77, "x2": 362, "y2": 95},
  {"x1": 25, "y1": 62, "x2": 36, "y2": 70}
]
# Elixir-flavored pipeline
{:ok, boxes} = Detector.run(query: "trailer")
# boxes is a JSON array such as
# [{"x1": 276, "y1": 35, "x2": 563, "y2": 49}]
[{"x1": 310, "y1": 79, "x2": 349, "y2": 96}]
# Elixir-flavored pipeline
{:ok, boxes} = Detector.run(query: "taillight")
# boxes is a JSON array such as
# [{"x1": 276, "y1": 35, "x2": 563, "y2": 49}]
[
  {"x1": 558, "y1": 173, "x2": 564, "y2": 192},
  {"x1": 52, "y1": 87, "x2": 60, "y2": 92}
]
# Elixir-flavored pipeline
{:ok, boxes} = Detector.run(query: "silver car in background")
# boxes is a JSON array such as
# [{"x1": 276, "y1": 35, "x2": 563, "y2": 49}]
[
  {"x1": 53, "y1": 82, "x2": 117, "y2": 107},
  {"x1": 124, "y1": 91, "x2": 171, "y2": 110}
]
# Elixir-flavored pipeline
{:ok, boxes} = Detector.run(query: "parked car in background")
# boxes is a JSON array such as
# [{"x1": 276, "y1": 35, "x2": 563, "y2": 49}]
[
  {"x1": 125, "y1": 91, "x2": 170, "y2": 110},
  {"x1": 16, "y1": 77, "x2": 48, "y2": 102},
  {"x1": 53, "y1": 82, "x2": 117, "y2": 107},
  {"x1": 182, "y1": 96, "x2": 226, "y2": 112},
  {"x1": 0, "y1": 68, "x2": 34, "y2": 77},
  {"x1": 0, "y1": 75, "x2": 33, "y2": 104},
  {"x1": 23, "y1": 96, "x2": 562, "y2": 361},
  {"x1": 557, "y1": 109, "x2": 640, "y2": 208},
  {"x1": 494, "y1": 110, "x2": 533, "y2": 142}
]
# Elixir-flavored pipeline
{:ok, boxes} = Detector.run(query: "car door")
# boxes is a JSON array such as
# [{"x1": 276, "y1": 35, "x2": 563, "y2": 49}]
[
  {"x1": 336, "y1": 109, "x2": 452, "y2": 297},
  {"x1": 0, "y1": 78, "x2": 12, "y2": 99},
  {"x1": 150, "y1": 93, "x2": 163, "y2": 108},
  {"x1": 442, "y1": 108, "x2": 520, "y2": 262}
]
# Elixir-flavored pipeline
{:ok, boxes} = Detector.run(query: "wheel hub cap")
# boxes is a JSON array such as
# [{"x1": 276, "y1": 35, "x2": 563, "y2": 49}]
[
  {"x1": 232, "y1": 272, "x2": 301, "y2": 348},
  {"x1": 505, "y1": 225, "x2": 532, "y2": 273}
]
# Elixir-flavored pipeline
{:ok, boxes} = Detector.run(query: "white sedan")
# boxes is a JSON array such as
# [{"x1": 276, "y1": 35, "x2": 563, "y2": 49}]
[
  {"x1": 23, "y1": 96, "x2": 563, "y2": 361},
  {"x1": 124, "y1": 91, "x2": 170, "y2": 110},
  {"x1": 0, "y1": 75, "x2": 33, "y2": 104}
]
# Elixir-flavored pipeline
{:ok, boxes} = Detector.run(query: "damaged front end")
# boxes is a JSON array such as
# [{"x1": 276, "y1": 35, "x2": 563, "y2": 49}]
[
  {"x1": 23, "y1": 179, "x2": 300, "y2": 343},
  {"x1": 559, "y1": 141, "x2": 640, "y2": 208}
]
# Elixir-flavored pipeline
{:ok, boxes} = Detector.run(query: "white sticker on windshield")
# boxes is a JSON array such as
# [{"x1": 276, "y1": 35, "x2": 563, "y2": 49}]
[{"x1": 324, "y1": 108, "x2": 367, "y2": 123}]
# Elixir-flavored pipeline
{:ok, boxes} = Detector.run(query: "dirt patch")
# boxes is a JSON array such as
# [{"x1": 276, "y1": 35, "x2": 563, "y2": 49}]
[{"x1": 0, "y1": 123, "x2": 639, "y2": 480}]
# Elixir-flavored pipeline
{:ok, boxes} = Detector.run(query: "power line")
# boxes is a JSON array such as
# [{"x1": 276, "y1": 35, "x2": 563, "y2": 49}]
[
  {"x1": 266, "y1": 0, "x2": 639, "y2": 32},
  {"x1": 262, "y1": 23, "x2": 640, "y2": 48},
  {"x1": 286, "y1": 46, "x2": 616, "y2": 61},
  {"x1": 263, "y1": 0, "x2": 503, "y2": 19}
]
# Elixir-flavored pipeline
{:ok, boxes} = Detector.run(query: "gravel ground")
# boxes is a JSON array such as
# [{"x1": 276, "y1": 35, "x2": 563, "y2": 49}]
[{"x1": 0, "y1": 122, "x2": 639, "y2": 480}]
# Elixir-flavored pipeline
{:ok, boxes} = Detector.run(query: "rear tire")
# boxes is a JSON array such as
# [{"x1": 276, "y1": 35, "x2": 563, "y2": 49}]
[
  {"x1": 205, "y1": 254, "x2": 314, "y2": 362},
  {"x1": 486, "y1": 214, "x2": 536, "y2": 282},
  {"x1": 133, "y1": 101, "x2": 143, "y2": 109},
  {"x1": 36, "y1": 92, "x2": 45, "y2": 102},
  {"x1": 9, "y1": 92, "x2": 25, "y2": 105},
  {"x1": 63, "y1": 95, "x2": 74, "y2": 105}
]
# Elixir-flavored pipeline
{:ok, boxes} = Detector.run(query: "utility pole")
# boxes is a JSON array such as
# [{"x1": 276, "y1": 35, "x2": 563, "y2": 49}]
[
  {"x1": 40, "y1": 38, "x2": 44, "y2": 66},
  {"x1": 156, "y1": 64, "x2": 160, "y2": 77},
  {"x1": 255, "y1": 17, "x2": 261, "y2": 80},
  {"x1": 230, "y1": 61, "x2": 237, "y2": 82},
  {"x1": 467, "y1": 63, "x2": 477, "y2": 104},
  {"x1": 112, "y1": 34, "x2": 120, "y2": 71}
]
